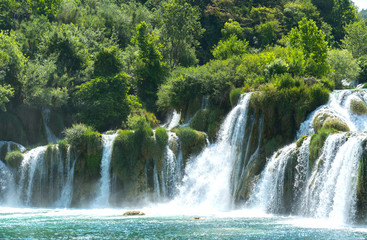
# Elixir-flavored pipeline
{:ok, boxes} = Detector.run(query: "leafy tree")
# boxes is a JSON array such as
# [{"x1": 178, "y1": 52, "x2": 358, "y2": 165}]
[
  {"x1": 21, "y1": 57, "x2": 68, "y2": 108},
  {"x1": 212, "y1": 34, "x2": 248, "y2": 60},
  {"x1": 312, "y1": 0, "x2": 357, "y2": 43},
  {"x1": 93, "y1": 46, "x2": 122, "y2": 77},
  {"x1": 289, "y1": 18, "x2": 330, "y2": 77},
  {"x1": 133, "y1": 21, "x2": 168, "y2": 112},
  {"x1": 0, "y1": 0, "x2": 29, "y2": 30},
  {"x1": 0, "y1": 84, "x2": 13, "y2": 111},
  {"x1": 155, "y1": 0, "x2": 204, "y2": 68},
  {"x1": 342, "y1": 20, "x2": 367, "y2": 58},
  {"x1": 26, "y1": 0, "x2": 62, "y2": 19},
  {"x1": 0, "y1": 31, "x2": 27, "y2": 97},
  {"x1": 282, "y1": 1, "x2": 321, "y2": 32},
  {"x1": 327, "y1": 49, "x2": 360, "y2": 88},
  {"x1": 74, "y1": 72, "x2": 131, "y2": 131},
  {"x1": 221, "y1": 19, "x2": 245, "y2": 40}
]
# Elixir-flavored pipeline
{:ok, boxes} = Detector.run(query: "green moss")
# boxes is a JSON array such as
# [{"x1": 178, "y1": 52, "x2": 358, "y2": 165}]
[
  {"x1": 190, "y1": 109, "x2": 209, "y2": 132},
  {"x1": 174, "y1": 127, "x2": 207, "y2": 161},
  {"x1": 155, "y1": 127, "x2": 168, "y2": 153},
  {"x1": 309, "y1": 128, "x2": 336, "y2": 170},
  {"x1": 357, "y1": 151, "x2": 367, "y2": 222},
  {"x1": 296, "y1": 135, "x2": 308, "y2": 148},
  {"x1": 5, "y1": 150, "x2": 23, "y2": 169},
  {"x1": 350, "y1": 98, "x2": 367, "y2": 115},
  {"x1": 322, "y1": 118, "x2": 349, "y2": 132},
  {"x1": 230, "y1": 88, "x2": 243, "y2": 108},
  {"x1": 57, "y1": 139, "x2": 69, "y2": 153}
]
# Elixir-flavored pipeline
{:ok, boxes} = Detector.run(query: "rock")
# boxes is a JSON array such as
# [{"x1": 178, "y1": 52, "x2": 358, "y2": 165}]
[
  {"x1": 123, "y1": 210, "x2": 145, "y2": 216},
  {"x1": 313, "y1": 112, "x2": 349, "y2": 133},
  {"x1": 350, "y1": 98, "x2": 367, "y2": 115},
  {"x1": 303, "y1": 77, "x2": 318, "y2": 85},
  {"x1": 193, "y1": 217, "x2": 202, "y2": 220}
]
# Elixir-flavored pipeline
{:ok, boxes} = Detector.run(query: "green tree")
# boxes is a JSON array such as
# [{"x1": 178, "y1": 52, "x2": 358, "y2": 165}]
[
  {"x1": 0, "y1": 31, "x2": 26, "y2": 97},
  {"x1": 221, "y1": 19, "x2": 244, "y2": 40},
  {"x1": 74, "y1": 72, "x2": 131, "y2": 131},
  {"x1": 93, "y1": 46, "x2": 122, "y2": 77},
  {"x1": 342, "y1": 20, "x2": 367, "y2": 58},
  {"x1": 0, "y1": 84, "x2": 13, "y2": 111},
  {"x1": 212, "y1": 34, "x2": 248, "y2": 60},
  {"x1": 133, "y1": 21, "x2": 167, "y2": 112},
  {"x1": 327, "y1": 49, "x2": 360, "y2": 88},
  {"x1": 289, "y1": 18, "x2": 330, "y2": 77},
  {"x1": 155, "y1": 0, "x2": 204, "y2": 67},
  {"x1": 26, "y1": 0, "x2": 62, "y2": 19}
]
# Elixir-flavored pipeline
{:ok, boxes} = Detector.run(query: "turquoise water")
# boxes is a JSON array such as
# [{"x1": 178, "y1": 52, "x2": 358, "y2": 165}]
[{"x1": 1, "y1": 208, "x2": 367, "y2": 239}]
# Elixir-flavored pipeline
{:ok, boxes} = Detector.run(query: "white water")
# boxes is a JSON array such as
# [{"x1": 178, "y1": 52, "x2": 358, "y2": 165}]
[
  {"x1": 298, "y1": 90, "x2": 367, "y2": 138},
  {"x1": 0, "y1": 141, "x2": 26, "y2": 154},
  {"x1": 160, "y1": 133, "x2": 184, "y2": 199},
  {"x1": 18, "y1": 146, "x2": 47, "y2": 206},
  {"x1": 163, "y1": 110, "x2": 181, "y2": 130},
  {"x1": 93, "y1": 134, "x2": 118, "y2": 207},
  {"x1": 173, "y1": 94, "x2": 252, "y2": 211},
  {"x1": 42, "y1": 107, "x2": 58, "y2": 143},
  {"x1": 249, "y1": 143, "x2": 297, "y2": 212}
]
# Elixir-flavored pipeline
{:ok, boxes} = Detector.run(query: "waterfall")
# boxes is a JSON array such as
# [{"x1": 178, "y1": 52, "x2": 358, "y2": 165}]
[
  {"x1": 160, "y1": 133, "x2": 184, "y2": 199},
  {"x1": 93, "y1": 134, "x2": 118, "y2": 208},
  {"x1": 0, "y1": 141, "x2": 26, "y2": 154},
  {"x1": 173, "y1": 94, "x2": 252, "y2": 210},
  {"x1": 16, "y1": 144, "x2": 75, "y2": 207},
  {"x1": 0, "y1": 161, "x2": 16, "y2": 205},
  {"x1": 248, "y1": 143, "x2": 297, "y2": 213},
  {"x1": 42, "y1": 107, "x2": 58, "y2": 143},
  {"x1": 300, "y1": 133, "x2": 364, "y2": 224},
  {"x1": 162, "y1": 110, "x2": 181, "y2": 130},
  {"x1": 298, "y1": 90, "x2": 367, "y2": 138}
]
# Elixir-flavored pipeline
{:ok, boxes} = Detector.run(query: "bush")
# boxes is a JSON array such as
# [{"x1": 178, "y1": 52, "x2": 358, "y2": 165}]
[
  {"x1": 64, "y1": 123, "x2": 99, "y2": 148},
  {"x1": 350, "y1": 98, "x2": 367, "y2": 114},
  {"x1": 155, "y1": 127, "x2": 168, "y2": 150},
  {"x1": 309, "y1": 128, "x2": 336, "y2": 170},
  {"x1": 322, "y1": 118, "x2": 350, "y2": 132},
  {"x1": 229, "y1": 88, "x2": 243, "y2": 108},
  {"x1": 175, "y1": 127, "x2": 207, "y2": 160},
  {"x1": 5, "y1": 150, "x2": 23, "y2": 169}
]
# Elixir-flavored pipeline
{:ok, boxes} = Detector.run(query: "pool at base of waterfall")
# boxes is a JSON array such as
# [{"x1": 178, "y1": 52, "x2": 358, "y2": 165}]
[{"x1": 1, "y1": 208, "x2": 367, "y2": 239}]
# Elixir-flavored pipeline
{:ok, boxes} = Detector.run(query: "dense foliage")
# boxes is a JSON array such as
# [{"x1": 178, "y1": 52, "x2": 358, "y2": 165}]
[{"x1": 0, "y1": 0, "x2": 364, "y2": 135}]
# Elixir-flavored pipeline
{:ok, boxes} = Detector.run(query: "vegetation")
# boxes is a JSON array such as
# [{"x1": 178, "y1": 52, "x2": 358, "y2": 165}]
[
  {"x1": 350, "y1": 98, "x2": 367, "y2": 114},
  {"x1": 309, "y1": 127, "x2": 337, "y2": 169},
  {"x1": 4, "y1": 150, "x2": 23, "y2": 169}
]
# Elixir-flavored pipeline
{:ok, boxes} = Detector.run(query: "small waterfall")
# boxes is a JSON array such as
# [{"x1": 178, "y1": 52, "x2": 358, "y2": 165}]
[
  {"x1": 0, "y1": 161, "x2": 16, "y2": 205},
  {"x1": 163, "y1": 110, "x2": 181, "y2": 130},
  {"x1": 0, "y1": 141, "x2": 26, "y2": 154},
  {"x1": 174, "y1": 94, "x2": 252, "y2": 210},
  {"x1": 297, "y1": 90, "x2": 367, "y2": 138},
  {"x1": 16, "y1": 144, "x2": 75, "y2": 207},
  {"x1": 248, "y1": 143, "x2": 297, "y2": 213},
  {"x1": 160, "y1": 133, "x2": 184, "y2": 199},
  {"x1": 42, "y1": 107, "x2": 58, "y2": 143},
  {"x1": 93, "y1": 134, "x2": 118, "y2": 207},
  {"x1": 300, "y1": 133, "x2": 364, "y2": 224},
  {"x1": 18, "y1": 146, "x2": 47, "y2": 206},
  {"x1": 55, "y1": 146, "x2": 76, "y2": 208}
]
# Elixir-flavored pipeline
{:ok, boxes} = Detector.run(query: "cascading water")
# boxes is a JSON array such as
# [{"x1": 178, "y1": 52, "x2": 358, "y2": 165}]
[
  {"x1": 248, "y1": 89, "x2": 367, "y2": 224},
  {"x1": 298, "y1": 90, "x2": 367, "y2": 138},
  {"x1": 42, "y1": 107, "x2": 58, "y2": 143},
  {"x1": 173, "y1": 94, "x2": 252, "y2": 211},
  {"x1": 160, "y1": 133, "x2": 184, "y2": 199},
  {"x1": 16, "y1": 145, "x2": 75, "y2": 207},
  {"x1": 93, "y1": 133, "x2": 118, "y2": 207}
]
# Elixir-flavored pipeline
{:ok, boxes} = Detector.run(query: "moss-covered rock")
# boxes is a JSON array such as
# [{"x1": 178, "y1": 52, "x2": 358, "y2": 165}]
[
  {"x1": 5, "y1": 150, "x2": 23, "y2": 169},
  {"x1": 322, "y1": 118, "x2": 349, "y2": 132},
  {"x1": 230, "y1": 88, "x2": 243, "y2": 108},
  {"x1": 174, "y1": 127, "x2": 207, "y2": 161},
  {"x1": 190, "y1": 108, "x2": 226, "y2": 142},
  {"x1": 309, "y1": 128, "x2": 336, "y2": 170},
  {"x1": 356, "y1": 147, "x2": 367, "y2": 223},
  {"x1": 350, "y1": 98, "x2": 367, "y2": 115},
  {"x1": 296, "y1": 135, "x2": 308, "y2": 148},
  {"x1": 313, "y1": 112, "x2": 349, "y2": 133}
]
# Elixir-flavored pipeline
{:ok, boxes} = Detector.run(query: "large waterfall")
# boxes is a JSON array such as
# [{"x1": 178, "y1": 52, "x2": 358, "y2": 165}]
[
  {"x1": 173, "y1": 94, "x2": 253, "y2": 211},
  {"x1": 249, "y1": 90, "x2": 367, "y2": 224}
]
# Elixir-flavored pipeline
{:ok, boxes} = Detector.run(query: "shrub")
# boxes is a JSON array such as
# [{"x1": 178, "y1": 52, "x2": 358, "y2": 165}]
[
  {"x1": 155, "y1": 127, "x2": 168, "y2": 150},
  {"x1": 350, "y1": 98, "x2": 367, "y2": 114},
  {"x1": 64, "y1": 123, "x2": 98, "y2": 148},
  {"x1": 322, "y1": 118, "x2": 350, "y2": 132},
  {"x1": 175, "y1": 127, "x2": 207, "y2": 160},
  {"x1": 229, "y1": 88, "x2": 243, "y2": 108},
  {"x1": 5, "y1": 150, "x2": 23, "y2": 169},
  {"x1": 309, "y1": 128, "x2": 336, "y2": 170}
]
